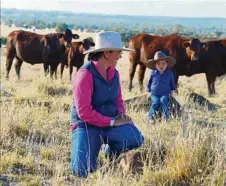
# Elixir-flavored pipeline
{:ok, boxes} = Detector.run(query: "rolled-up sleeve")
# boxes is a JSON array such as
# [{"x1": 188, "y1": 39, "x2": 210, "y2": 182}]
[{"x1": 72, "y1": 69, "x2": 111, "y2": 127}]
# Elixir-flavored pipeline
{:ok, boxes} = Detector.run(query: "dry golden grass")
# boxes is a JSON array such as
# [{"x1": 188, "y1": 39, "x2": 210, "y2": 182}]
[{"x1": 1, "y1": 26, "x2": 226, "y2": 185}]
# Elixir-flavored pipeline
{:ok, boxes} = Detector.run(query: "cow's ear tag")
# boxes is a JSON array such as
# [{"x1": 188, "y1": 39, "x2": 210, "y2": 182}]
[{"x1": 202, "y1": 43, "x2": 206, "y2": 49}]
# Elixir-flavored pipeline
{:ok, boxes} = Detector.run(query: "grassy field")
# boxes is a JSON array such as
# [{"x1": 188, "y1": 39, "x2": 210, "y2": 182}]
[{"x1": 0, "y1": 26, "x2": 226, "y2": 185}]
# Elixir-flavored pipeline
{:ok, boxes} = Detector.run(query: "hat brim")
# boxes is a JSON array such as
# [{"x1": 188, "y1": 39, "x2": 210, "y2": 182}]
[
  {"x1": 146, "y1": 56, "x2": 176, "y2": 69},
  {"x1": 83, "y1": 47, "x2": 134, "y2": 54}
]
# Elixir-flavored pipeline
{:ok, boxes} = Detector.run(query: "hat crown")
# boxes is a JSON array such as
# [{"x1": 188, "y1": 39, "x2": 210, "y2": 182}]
[
  {"x1": 154, "y1": 51, "x2": 168, "y2": 60},
  {"x1": 95, "y1": 31, "x2": 123, "y2": 49},
  {"x1": 83, "y1": 31, "x2": 134, "y2": 54}
]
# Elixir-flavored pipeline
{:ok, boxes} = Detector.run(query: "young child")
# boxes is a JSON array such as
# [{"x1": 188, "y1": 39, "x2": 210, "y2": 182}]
[{"x1": 146, "y1": 51, "x2": 176, "y2": 122}]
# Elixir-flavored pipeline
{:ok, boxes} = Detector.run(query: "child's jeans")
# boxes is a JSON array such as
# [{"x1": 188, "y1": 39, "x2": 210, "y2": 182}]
[{"x1": 148, "y1": 94, "x2": 170, "y2": 121}]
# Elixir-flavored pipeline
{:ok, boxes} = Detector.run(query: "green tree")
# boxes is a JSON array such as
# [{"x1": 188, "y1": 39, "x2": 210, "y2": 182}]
[
  {"x1": 172, "y1": 24, "x2": 184, "y2": 34},
  {"x1": 1, "y1": 37, "x2": 7, "y2": 46},
  {"x1": 214, "y1": 31, "x2": 222, "y2": 38},
  {"x1": 55, "y1": 23, "x2": 68, "y2": 32},
  {"x1": 50, "y1": 22, "x2": 57, "y2": 29},
  {"x1": 5, "y1": 19, "x2": 13, "y2": 27}
]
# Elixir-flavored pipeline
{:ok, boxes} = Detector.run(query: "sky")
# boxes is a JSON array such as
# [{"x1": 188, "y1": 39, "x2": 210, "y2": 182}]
[{"x1": 1, "y1": 0, "x2": 226, "y2": 18}]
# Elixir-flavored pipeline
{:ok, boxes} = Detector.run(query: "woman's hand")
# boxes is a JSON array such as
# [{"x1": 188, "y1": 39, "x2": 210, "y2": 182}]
[
  {"x1": 114, "y1": 118, "x2": 133, "y2": 126},
  {"x1": 113, "y1": 113, "x2": 133, "y2": 126},
  {"x1": 115, "y1": 113, "x2": 132, "y2": 121}
]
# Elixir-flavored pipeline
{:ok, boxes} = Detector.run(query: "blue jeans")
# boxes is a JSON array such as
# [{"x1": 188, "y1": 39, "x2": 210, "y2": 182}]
[
  {"x1": 70, "y1": 124, "x2": 144, "y2": 177},
  {"x1": 148, "y1": 95, "x2": 170, "y2": 120}
]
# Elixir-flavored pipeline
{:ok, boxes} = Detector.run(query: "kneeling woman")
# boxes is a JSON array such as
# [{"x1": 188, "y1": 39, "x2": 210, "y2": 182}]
[{"x1": 70, "y1": 31, "x2": 144, "y2": 177}]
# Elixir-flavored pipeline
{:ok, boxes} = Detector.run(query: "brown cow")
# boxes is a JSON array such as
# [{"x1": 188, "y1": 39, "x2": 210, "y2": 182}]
[
  {"x1": 194, "y1": 39, "x2": 226, "y2": 95},
  {"x1": 5, "y1": 29, "x2": 79, "y2": 79},
  {"x1": 128, "y1": 34, "x2": 205, "y2": 92},
  {"x1": 60, "y1": 37, "x2": 95, "y2": 80}
]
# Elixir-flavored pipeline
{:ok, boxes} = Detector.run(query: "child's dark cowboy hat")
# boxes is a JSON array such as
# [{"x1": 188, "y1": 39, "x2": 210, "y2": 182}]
[{"x1": 146, "y1": 51, "x2": 176, "y2": 70}]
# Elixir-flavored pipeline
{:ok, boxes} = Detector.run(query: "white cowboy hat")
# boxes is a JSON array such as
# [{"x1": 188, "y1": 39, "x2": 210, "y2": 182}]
[
  {"x1": 83, "y1": 31, "x2": 134, "y2": 54},
  {"x1": 146, "y1": 51, "x2": 176, "y2": 70}
]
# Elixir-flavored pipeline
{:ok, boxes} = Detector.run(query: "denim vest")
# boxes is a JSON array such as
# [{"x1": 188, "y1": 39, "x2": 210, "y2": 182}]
[{"x1": 70, "y1": 61, "x2": 119, "y2": 127}]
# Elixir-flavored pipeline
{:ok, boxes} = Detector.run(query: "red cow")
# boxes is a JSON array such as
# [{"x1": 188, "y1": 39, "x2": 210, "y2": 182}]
[
  {"x1": 60, "y1": 38, "x2": 95, "y2": 80},
  {"x1": 195, "y1": 39, "x2": 226, "y2": 95},
  {"x1": 5, "y1": 29, "x2": 79, "y2": 79},
  {"x1": 128, "y1": 34, "x2": 206, "y2": 92}
]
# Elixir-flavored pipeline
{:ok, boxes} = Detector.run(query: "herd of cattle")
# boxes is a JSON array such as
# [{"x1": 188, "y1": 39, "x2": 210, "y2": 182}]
[{"x1": 4, "y1": 28, "x2": 226, "y2": 95}]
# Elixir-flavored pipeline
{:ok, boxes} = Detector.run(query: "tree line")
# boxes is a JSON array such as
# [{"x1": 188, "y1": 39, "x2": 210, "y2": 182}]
[{"x1": 1, "y1": 8, "x2": 226, "y2": 46}]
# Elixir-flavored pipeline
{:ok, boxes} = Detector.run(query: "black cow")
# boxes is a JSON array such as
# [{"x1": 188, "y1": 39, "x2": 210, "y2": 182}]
[{"x1": 197, "y1": 39, "x2": 226, "y2": 95}]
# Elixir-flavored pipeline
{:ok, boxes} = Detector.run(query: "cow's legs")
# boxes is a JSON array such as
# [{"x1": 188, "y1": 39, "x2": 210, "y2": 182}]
[
  {"x1": 43, "y1": 63, "x2": 49, "y2": 77},
  {"x1": 6, "y1": 55, "x2": 14, "y2": 79},
  {"x1": 14, "y1": 57, "x2": 23, "y2": 80},
  {"x1": 50, "y1": 64, "x2": 58, "y2": 80},
  {"x1": 42, "y1": 45, "x2": 49, "y2": 76},
  {"x1": 5, "y1": 45, "x2": 16, "y2": 79},
  {"x1": 54, "y1": 63, "x2": 59, "y2": 79},
  {"x1": 137, "y1": 62, "x2": 146, "y2": 92},
  {"x1": 60, "y1": 63, "x2": 65, "y2": 79},
  {"x1": 174, "y1": 73, "x2": 179, "y2": 94},
  {"x1": 69, "y1": 64, "x2": 73, "y2": 81},
  {"x1": 128, "y1": 62, "x2": 138, "y2": 92},
  {"x1": 206, "y1": 73, "x2": 216, "y2": 95}
]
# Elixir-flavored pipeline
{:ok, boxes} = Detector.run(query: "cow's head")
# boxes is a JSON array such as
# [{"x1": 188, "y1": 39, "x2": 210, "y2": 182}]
[
  {"x1": 182, "y1": 38, "x2": 206, "y2": 61},
  {"x1": 220, "y1": 39, "x2": 226, "y2": 58},
  {"x1": 72, "y1": 37, "x2": 95, "y2": 55},
  {"x1": 222, "y1": 39, "x2": 226, "y2": 46},
  {"x1": 82, "y1": 37, "x2": 95, "y2": 51},
  {"x1": 58, "y1": 29, "x2": 79, "y2": 47}
]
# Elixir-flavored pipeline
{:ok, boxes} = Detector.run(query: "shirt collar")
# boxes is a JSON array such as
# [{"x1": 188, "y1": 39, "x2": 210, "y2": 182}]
[
  {"x1": 91, "y1": 61, "x2": 116, "y2": 81},
  {"x1": 156, "y1": 68, "x2": 169, "y2": 74}
]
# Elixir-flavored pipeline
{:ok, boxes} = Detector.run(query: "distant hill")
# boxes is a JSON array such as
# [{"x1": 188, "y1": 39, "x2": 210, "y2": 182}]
[
  {"x1": 2, "y1": 8, "x2": 226, "y2": 29},
  {"x1": 1, "y1": 8, "x2": 226, "y2": 41}
]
